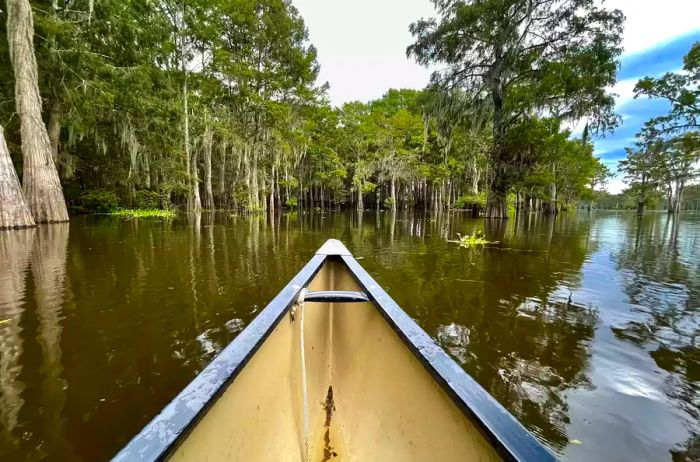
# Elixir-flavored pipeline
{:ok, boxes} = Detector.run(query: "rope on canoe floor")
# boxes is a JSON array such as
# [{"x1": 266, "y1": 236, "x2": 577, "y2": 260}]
[{"x1": 296, "y1": 289, "x2": 310, "y2": 462}]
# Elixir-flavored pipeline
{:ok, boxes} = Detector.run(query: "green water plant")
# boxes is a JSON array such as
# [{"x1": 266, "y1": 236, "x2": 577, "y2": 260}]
[
  {"x1": 111, "y1": 209, "x2": 176, "y2": 219},
  {"x1": 448, "y1": 232, "x2": 497, "y2": 248}
]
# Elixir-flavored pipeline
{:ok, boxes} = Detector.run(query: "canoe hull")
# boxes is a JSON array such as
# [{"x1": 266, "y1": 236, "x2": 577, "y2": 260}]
[{"x1": 170, "y1": 259, "x2": 499, "y2": 461}]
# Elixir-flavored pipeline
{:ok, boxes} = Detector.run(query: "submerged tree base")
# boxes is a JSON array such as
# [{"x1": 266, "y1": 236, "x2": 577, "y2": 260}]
[
  {"x1": 110, "y1": 209, "x2": 176, "y2": 219},
  {"x1": 485, "y1": 193, "x2": 509, "y2": 219}
]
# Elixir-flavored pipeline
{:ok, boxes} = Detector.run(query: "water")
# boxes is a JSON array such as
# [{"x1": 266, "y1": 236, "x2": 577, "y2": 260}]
[{"x1": 0, "y1": 211, "x2": 698, "y2": 461}]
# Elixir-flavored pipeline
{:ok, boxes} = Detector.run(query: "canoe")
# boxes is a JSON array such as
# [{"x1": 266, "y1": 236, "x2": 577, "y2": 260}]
[{"x1": 113, "y1": 239, "x2": 555, "y2": 462}]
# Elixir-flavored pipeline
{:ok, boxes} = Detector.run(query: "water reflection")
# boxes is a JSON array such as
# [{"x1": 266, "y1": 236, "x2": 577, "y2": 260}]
[
  {"x1": 612, "y1": 214, "x2": 700, "y2": 461},
  {"x1": 0, "y1": 225, "x2": 73, "y2": 460},
  {"x1": 0, "y1": 229, "x2": 33, "y2": 450},
  {"x1": 0, "y1": 212, "x2": 698, "y2": 461},
  {"x1": 353, "y1": 212, "x2": 599, "y2": 450}
]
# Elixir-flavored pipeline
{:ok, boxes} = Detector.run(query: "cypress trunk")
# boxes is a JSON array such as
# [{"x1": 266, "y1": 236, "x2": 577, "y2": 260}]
[
  {"x1": 7, "y1": 0, "x2": 68, "y2": 223},
  {"x1": 183, "y1": 77, "x2": 194, "y2": 211},
  {"x1": 485, "y1": 167, "x2": 509, "y2": 219},
  {"x1": 486, "y1": 50, "x2": 509, "y2": 220},
  {"x1": 218, "y1": 142, "x2": 227, "y2": 208},
  {"x1": 543, "y1": 181, "x2": 558, "y2": 215},
  {"x1": 191, "y1": 142, "x2": 202, "y2": 211},
  {"x1": 356, "y1": 184, "x2": 364, "y2": 211},
  {"x1": 201, "y1": 125, "x2": 214, "y2": 210},
  {"x1": 0, "y1": 125, "x2": 35, "y2": 228}
]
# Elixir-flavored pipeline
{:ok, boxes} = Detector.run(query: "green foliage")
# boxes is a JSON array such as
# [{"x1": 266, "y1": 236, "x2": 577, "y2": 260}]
[
  {"x1": 133, "y1": 190, "x2": 168, "y2": 210},
  {"x1": 595, "y1": 189, "x2": 665, "y2": 210},
  {"x1": 507, "y1": 193, "x2": 517, "y2": 217},
  {"x1": 408, "y1": 0, "x2": 624, "y2": 212},
  {"x1": 448, "y1": 232, "x2": 493, "y2": 247},
  {"x1": 0, "y1": 0, "x2": 619, "y2": 216},
  {"x1": 635, "y1": 42, "x2": 700, "y2": 133},
  {"x1": 453, "y1": 192, "x2": 487, "y2": 210},
  {"x1": 77, "y1": 190, "x2": 120, "y2": 213},
  {"x1": 111, "y1": 209, "x2": 176, "y2": 219}
]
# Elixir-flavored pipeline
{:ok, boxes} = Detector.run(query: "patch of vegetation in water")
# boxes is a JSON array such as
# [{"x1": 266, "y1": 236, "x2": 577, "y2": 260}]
[
  {"x1": 110, "y1": 209, "x2": 176, "y2": 219},
  {"x1": 448, "y1": 232, "x2": 497, "y2": 247}
]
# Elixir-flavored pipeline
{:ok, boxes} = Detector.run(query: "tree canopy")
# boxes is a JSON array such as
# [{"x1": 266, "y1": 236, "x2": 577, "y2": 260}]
[
  {"x1": 0, "y1": 0, "x2": 614, "y2": 223},
  {"x1": 408, "y1": 0, "x2": 623, "y2": 217}
]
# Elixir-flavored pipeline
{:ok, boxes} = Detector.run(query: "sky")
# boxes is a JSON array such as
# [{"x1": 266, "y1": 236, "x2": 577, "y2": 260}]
[{"x1": 293, "y1": 0, "x2": 700, "y2": 193}]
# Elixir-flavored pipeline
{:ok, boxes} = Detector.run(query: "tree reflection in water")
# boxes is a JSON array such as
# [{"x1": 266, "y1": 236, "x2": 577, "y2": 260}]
[{"x1": 613, "y1": 214, "x2": 700, "y2": 461}]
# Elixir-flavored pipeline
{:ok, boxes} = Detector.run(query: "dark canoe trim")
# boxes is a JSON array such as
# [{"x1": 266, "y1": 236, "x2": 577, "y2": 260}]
[
  {"x1": 111, "y1": 254, "x2": 327, "y2": 462},
  {"x1": 340, "y1": 254, "x2": 557, "y2": 462}
]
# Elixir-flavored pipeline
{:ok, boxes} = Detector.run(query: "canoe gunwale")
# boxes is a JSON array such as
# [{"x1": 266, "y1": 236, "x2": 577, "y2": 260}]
[
  {"x1": 340, "y1": 254, "x2": 556, "y2": 462},
  {"x1": 112, "y1": 239, "x2": 556, "y2": 462}
]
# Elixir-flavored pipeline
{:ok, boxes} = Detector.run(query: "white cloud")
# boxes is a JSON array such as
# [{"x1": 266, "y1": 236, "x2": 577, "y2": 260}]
[
  {"x1": 605, "y1": 0, "x2": 700, "y2": 55},
  {"x1": 612, "y1": 78, "x2": 639, "y2": 105},
  {"x1": 293, "y1": 0, "x2": 435, "y2": 107},
  {"x1": 606, "y1": 177, "x2": 627, "y2": 194}
]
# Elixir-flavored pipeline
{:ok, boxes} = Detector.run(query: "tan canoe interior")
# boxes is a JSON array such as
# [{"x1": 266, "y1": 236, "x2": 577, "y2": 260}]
[{"x1": 169, "y1": 259, "x2": 501, "y2": 461}]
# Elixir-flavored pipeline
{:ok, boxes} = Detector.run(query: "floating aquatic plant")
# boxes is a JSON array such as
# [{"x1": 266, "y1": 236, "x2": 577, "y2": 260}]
[
  {"x1": 111, "y1": 209, "x2": 176, "y2": 219},
  {"x1": 447, "y1": 232, "x2": 497, "y2": 247}
]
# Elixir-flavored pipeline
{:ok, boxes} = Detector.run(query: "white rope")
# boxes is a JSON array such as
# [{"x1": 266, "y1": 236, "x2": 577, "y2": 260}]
[{"x1": 297, "y1": 289, "x2": 310, "y2": 462}]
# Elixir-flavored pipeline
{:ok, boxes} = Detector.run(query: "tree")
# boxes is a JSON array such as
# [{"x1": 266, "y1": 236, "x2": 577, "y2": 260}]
[
  {"x1": 635, "y1": 42, "x2": 700, "y2": 133},
  {"x1": 0, "y1": 125, "x2": 34, "y2": 228},
  {"x1": 634, "y1": 41, "x2": 700, "y2": 213},
  {"x1": 657, "y1": 132, "x2": 700, "y2": 213},
  {"x1": 586, "y1": 162, "x2": 612, "y2": 210},
  {"x1": 408, "y1": 0, "x2": 623, "y2": 218},
  {"x1": 619, "y1": 130, "x2": 663, "y2": 215},
  {"x1": 6, "y1": 0, "x2": 68, "y2": 223}
]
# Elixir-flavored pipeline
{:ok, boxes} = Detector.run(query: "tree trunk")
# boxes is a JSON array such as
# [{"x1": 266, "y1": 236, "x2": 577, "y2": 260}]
[
  {"x1": 485, "y1": 183, "x2": 508, "y2": 218},
  {"x1": 7, "y1": 0, "x2": 68, "y2": 223},
  {"x1": 0, "y1": 125, "x2": 35, "y2": 228},
  {"x1": 218, "y1": 142, "x2": 227, "y2": 208},
  {"x1": 201, "y1": 124, "x2": 214, "y2": 210},
  {"x1": 356, "y1": 184, "x2": 363, "y2": 211},
  {"x1": 390, "y1": 175, "x2": 397, "y2": 211},
  {"x1": 484, "y1": 47, "x2": 509, "y2": 218},
  {"x1": 485, "y1": 160, "x2": 509, "y2": 218},
  {"x1": 183, "y1": 78, "x2": 199, "y2": 211},
  {"x1": 250, "y1": 147, "x2": 259, "y2": 210},
  {"x1": 268, "y1": 164, "x2": 275, "y2": 214},
  {"x1": 543, "y1": 181, "x2": 558, "y2": 215},
  {"x1": 673, "y1": 181, "x2": 685, "y2": 214},
  {"x1": 636, "y1": 199, "x2": 645, "y2": 215},
  {"x1": 191, "y1": 139, "x2": 202, "y2": 211},
  {"x1": 637, "y1": 177, "x2": 647, "y2": 215},
  {"x1": 666, "y1": 184, "x2": 674, "y2": 213}
]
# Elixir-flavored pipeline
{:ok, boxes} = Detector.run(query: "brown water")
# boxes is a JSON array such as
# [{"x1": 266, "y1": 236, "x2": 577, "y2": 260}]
[{"x1": 0, "y1": 211, "x2": 698, "y2": 461}]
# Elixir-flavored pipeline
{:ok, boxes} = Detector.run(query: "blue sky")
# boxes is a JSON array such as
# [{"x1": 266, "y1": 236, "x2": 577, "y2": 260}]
[{"x1": 594, "y1": 30, "x2": 700, "y2": 192}]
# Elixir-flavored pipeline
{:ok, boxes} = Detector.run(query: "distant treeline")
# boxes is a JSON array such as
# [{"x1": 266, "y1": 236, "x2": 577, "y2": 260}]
[{"x1": 596, "y1": 185, "x2": 700, "y2": 211}]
